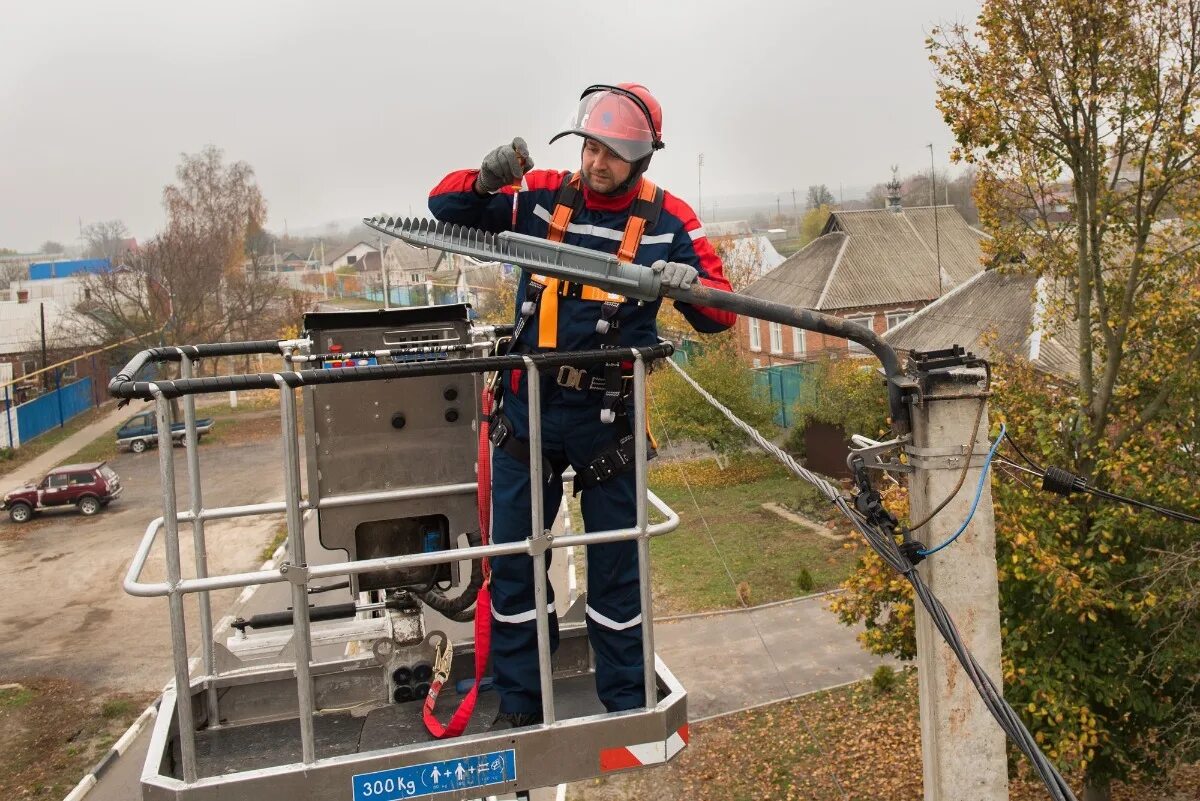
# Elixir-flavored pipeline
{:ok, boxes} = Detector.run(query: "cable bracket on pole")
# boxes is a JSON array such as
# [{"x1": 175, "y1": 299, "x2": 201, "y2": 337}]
[{"x1": 847, "y1": 433, "x2": 912, "y2": 474}]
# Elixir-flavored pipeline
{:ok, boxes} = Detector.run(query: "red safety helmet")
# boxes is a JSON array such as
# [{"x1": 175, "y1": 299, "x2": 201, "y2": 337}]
[{"x1": 549, "y1": 83, "x2": 665, "y2": 163}]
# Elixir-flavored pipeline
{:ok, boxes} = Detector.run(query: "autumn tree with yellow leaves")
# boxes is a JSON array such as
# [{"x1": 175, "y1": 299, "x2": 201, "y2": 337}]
[{"x1": 833, "y1": 3, "x2": 1200, "y2": 799}]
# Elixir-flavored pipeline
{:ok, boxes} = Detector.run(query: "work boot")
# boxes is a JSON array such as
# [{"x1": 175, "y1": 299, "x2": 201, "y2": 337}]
[{"x1": 488, "y1": 711, "x2": 543, "y2": 730}]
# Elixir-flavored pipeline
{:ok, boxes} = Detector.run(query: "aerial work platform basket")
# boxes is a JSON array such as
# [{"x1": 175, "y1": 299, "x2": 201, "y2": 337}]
[{"x1": 112, "y1": 304, "x2": 686, "y2": 801}]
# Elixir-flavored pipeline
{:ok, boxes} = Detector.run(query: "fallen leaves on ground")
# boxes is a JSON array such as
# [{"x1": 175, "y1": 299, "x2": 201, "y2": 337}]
[{"x1": 566, "y1": 672, "x2": 1200, "y2": 801}]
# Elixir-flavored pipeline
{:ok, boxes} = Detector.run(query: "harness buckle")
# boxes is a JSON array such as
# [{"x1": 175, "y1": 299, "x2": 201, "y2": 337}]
[{"x1": 556, "y1": 365, "x2": 588, "y2": 390}]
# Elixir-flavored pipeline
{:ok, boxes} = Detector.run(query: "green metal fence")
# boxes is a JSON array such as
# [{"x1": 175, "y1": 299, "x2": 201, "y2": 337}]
[{"x1": 751, "y1": 363, "x2": 816, "y2": 427}]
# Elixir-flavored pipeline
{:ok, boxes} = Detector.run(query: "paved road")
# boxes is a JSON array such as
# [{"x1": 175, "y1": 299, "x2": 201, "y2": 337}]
[{"x1": 0, "y1": 420, "x2": 286, "y2": 691}]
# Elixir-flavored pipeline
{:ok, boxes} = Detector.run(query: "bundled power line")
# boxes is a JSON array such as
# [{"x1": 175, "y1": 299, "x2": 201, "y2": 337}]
[
  {"x1": 663, "y1": 356, "x2": 1079, "y2": 801},
  {"x1": 1001, "y1": 437, "x2": 1200, "y2": 526}
]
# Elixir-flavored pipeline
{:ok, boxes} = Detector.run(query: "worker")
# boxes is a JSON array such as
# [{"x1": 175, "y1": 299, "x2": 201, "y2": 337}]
[{"x1": 429, "y1": 83, "x2": 735, "y2": 729}]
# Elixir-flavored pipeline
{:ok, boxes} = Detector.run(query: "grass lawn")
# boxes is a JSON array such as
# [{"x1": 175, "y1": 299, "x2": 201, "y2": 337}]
[
  {"x1": 643, "y1": 454, "x2": 855, "y2": 616},
  {"x1": 0, "y1": 404, "x2": 116, "y2": 476},
  {"x1": 0, "y1": 679, "x2": 155, "y2": 800},
  {"x1": 567, "y1": 671, "x2": 1200, "y2": 801}
]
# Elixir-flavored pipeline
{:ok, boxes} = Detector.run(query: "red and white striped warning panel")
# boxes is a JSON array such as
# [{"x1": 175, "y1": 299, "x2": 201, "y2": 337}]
[{"x1": 599, "y1": 724, "x2": 689, "y2": 772}]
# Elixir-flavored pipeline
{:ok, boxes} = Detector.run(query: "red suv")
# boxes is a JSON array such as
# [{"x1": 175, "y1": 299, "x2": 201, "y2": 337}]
[{"x1": 2, "y1": 462, "x2": 123, "y2": 523}]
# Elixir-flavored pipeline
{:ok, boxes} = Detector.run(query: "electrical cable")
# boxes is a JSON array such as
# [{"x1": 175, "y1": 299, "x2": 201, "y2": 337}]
[
  {"x1": 998, "y1": 435, "x2": 1200, "y2": 526},
  {"x1": 908, "y1": 395, "x2": 988, "y2": 532},
  {"x1": 663, "y1": 355, "x2": 1078, "y2": 801},
  {"x1": 1004, "y1": 434, "x2": 1045, "y2": 473},
  {"x1": 917, "y1": 423, "x2": 1006, "y2": 557},
  {"x1": 646, "y1": 375, "x2": 853, "y2": 801}
]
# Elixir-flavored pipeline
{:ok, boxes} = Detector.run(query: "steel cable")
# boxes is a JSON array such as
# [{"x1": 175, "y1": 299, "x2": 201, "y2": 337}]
[
  {"x1": 646, "y1": 373, "x2": 853, "y2": 801},
  {"x1": 663, "y1": 355, "x2": 1078, "y2": 801}
]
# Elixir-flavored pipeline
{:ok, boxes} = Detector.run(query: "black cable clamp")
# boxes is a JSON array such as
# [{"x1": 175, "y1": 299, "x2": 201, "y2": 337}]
[{"x1": 850, "y1": 454, "x2": 927, "y2": 566}]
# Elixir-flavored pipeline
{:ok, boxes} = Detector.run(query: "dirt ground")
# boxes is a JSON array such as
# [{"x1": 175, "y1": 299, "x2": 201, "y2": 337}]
[
  {"x1": 0, "y1": 421, "x2": 289, "y2": 694},
  {"x1": 0, "y1": 679, "x2": 155, "y2": 800}
]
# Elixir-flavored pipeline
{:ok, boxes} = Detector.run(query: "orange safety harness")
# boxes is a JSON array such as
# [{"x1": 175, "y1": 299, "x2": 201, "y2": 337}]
[
  {"x1": 422, "y1": 175, "x2": 664, "y2": 738},
  {"x1": 529, "y1": 172, "x2": 663, "y2": 349}
]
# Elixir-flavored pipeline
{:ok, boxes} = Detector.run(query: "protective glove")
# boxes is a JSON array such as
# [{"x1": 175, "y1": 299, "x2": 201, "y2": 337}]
[
  {"x1": 651, "y1": 259, "x2": 699, "y2": 292},
  {"x1": 474, "y1": 137, "x2": 534, "y2": 195}
]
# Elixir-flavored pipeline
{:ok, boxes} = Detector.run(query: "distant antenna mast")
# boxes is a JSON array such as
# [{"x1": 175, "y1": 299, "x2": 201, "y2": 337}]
[{"x1": 928, "y1": 144, "x2": 943, "y2": 298}]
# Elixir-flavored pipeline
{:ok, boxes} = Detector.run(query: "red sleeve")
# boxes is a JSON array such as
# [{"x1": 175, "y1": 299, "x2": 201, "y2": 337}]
[{"x1": 662, "y1": 193, "x2": 736, "y2": 333}]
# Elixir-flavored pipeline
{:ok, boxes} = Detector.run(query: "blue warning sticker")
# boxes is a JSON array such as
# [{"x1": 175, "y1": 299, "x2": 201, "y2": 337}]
[{"x1": 351, "y1": 749, "x2": 516, "y2": 800}]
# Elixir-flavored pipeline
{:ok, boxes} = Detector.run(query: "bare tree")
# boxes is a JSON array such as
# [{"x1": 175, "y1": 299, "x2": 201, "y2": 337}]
[
  {"x1": 73, "y1": 147, "x2": 290, "y2": 355},
  {"x1": 83, "y1": 220, "x2": 131, "y2": 262},
  {"x1": 806, "y1": 184, "x2": 835, "y2": 209}
]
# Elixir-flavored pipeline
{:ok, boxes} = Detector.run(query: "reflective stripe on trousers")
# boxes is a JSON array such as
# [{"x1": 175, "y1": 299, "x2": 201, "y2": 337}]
[{"x1": 489, "y1": 388, "x2": 646, "y2": 715}]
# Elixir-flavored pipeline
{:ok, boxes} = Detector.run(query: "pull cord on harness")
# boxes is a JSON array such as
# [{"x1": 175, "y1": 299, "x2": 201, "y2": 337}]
[{"x1": 422, "y1": 386, "x2": 496, "y2": 739}]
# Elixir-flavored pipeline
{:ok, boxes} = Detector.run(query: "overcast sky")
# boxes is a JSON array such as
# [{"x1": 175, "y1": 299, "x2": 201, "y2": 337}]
[{"x1": 0, "y1": 0, "x2": 981, "y2": 251}]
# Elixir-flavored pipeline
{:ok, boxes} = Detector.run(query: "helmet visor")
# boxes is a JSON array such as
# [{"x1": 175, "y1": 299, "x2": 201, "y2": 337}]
[{"x1": 549, "y1": 88, "x2": 658, "y2": 162}]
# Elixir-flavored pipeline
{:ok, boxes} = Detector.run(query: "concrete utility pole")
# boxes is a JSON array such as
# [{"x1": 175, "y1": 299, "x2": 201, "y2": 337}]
[{"x1": 908, "y1": 364, "x2": 1008, "y2": 801}]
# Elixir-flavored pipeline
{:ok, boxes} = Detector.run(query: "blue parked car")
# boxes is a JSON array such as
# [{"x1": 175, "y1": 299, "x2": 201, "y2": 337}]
[{"x1": 116, "y1": 411, "x2": 214, "y2": 453}]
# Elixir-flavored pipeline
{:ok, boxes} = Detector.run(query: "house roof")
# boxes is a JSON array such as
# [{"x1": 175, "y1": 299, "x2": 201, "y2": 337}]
[
  {"x1": 0, "y1": 298, "x2": 71, "y2": 356},
  {"x1": 742, "y1": 206, "x2": 986, "y2": 311},
  {"x1": 883, "y1": 267, "x2": 1079, "y2": 380},
  {"x1": 384, "y1": 241, "x2": 445, "y2": 274},
  {"x1": 704, "y1": 220, "x2": 753, "y2": 238},
  {"x1": 326, "y1": 241, "x2": 378, "y2": 264}
]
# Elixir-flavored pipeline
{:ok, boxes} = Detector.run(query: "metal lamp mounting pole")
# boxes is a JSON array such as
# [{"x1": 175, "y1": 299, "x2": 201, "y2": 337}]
[{"x1": 362, "y1": 216, "x2": 913, "y2": 434}]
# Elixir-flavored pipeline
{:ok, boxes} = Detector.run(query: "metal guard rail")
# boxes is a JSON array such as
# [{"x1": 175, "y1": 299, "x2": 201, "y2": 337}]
[
  {"x1": 123, "y1": 490, "x2": 680, "y2": 598},
  {"x1": 109, "y1": 341, "x2": 676, "y2": 400},
  {"x1": 112, "y1": 335, "x2": 679, "y2": 783}
]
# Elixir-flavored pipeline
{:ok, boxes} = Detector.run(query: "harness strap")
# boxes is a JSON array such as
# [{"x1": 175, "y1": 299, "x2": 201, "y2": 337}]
[
  {"x1": 533, "y1": 174, "x2": 583, "y2": 348},
  {"x1": 597, "y1": 302, "x2": 624, "y2": 424},
  {"x1": 489, "y1": 410, "x2": 559, "y2": 480},
  {"x1": 531, "y1": 174, "x2": 662, "y2": 348},
  {"x1": 574, "y1": 409, "x2": 658, "y2": 493},
  {"x1": 616, "y1": 178, "x2": 660, "y2": 263}
]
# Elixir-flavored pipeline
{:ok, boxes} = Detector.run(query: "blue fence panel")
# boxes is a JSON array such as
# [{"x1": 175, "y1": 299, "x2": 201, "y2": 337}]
[{"x1": 14, "y1": 378, "x2": 94, "y2": 443}]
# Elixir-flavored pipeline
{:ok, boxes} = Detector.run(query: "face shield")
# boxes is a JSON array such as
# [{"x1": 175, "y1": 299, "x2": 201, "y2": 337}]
[{"x1": 548, "y1": 85, "x2": 664, "y2": 163}]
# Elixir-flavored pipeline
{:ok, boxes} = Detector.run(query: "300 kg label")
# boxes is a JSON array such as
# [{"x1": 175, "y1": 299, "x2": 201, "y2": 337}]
[{"x1": 351, "y1": 749, "x2": 516, "y2": 800}]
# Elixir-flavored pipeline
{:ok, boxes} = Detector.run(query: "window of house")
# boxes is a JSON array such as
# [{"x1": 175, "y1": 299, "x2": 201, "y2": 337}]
[
  {"x1": 886, "y1": 311, "x2": 912, "y2": 329},
  {"x1": 21, "y1": 359, "x2": 37, "y2": 381},
  {"x1": 411, "y1": 273, "x2": 422, "y2": 283},
  {"x1": 748, "y1": 319, "x2": 761, "y2": 351},
  {"x1": 847, "y1": 315, "x2": 875, "y2": 355},
  {"x1": 347, "y1": 254, "x2": 357, "y2": 265},
  {"x1": 62, "y1": 362, "x2": 77, "y2": 380},
  {"x1": 792, "y1": 327, "x2": 806, "y2": 356},
  {"x1": 768, "y1": 322, "x2": 783, "y2": 354}
]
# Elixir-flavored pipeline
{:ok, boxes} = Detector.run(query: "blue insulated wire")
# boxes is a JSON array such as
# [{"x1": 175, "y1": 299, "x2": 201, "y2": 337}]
[{"x1": 918, "y1": 422, "x2": 1007, "y2": 557}]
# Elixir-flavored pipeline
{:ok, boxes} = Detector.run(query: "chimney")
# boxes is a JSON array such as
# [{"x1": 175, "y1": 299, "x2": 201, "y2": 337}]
[
  {"x1": 17, "y1": 289, "x2": 30, "y2": 304},
  {"x1": 886, "y1": 165, "x2": 903, "y2": 213}
]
